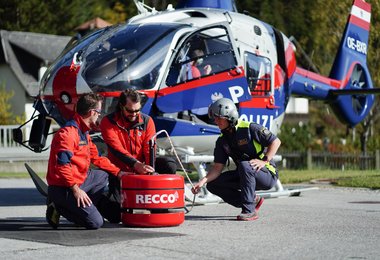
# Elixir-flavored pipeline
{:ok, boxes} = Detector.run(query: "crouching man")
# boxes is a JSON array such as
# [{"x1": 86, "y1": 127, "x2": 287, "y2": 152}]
[
  {"x1": 192, "y1": 98, "x2": 281, "y2": 221},
  {"x1": 46, "y1": 93, "x2": 126, "y2": 229}
]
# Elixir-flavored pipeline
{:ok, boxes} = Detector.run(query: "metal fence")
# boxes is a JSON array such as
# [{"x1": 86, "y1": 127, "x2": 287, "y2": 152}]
[
  {"x1": 280, "y1": 149, "x2": 380, "y2": 170},
  {"x1": 0, "y1": 124, "x2": 55, "y2": 162},
  {"x1": 0, "y1": 125, "x2": 24, "y2": 148},
  {"x1": 1, "y1": 124, "x2": 380, "y2": 170}
]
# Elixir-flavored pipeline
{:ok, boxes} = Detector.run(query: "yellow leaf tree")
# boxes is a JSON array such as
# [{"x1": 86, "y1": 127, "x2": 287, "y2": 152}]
[{"x1": 0, "y1": 83, "x2": 14, "y2": 125}]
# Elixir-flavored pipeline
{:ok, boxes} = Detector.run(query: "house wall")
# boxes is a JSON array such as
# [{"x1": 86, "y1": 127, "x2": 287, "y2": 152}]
[
  {"x1": 0, "y1": 64, "x2": 27, "y2": 119},
  {"x1": 284, "y1": 97, "x2": 310, "y2": 124}
]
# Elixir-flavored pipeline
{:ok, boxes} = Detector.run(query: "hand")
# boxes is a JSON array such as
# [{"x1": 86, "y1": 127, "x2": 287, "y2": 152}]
[
  {"x1": 204, "y1": 64, "x2": 212, "y2": 75},
  {"x1": 134, "y1": 161, "x2": 155, "y2": 175},
  {"x1": 71, "y1": 184, "x2": 92, "y2": 208},
  {"x1": 191, "y1": 178, "x2": 207, "y2": 194},
  {"x1": 249, "y1": 159, "x2": 267, "y2": 172}
]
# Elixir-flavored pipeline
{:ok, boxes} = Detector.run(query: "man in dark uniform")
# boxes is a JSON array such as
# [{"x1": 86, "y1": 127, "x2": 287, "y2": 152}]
[{"x1": 192, "y1": 98, "x2": 281, "y2": 221}]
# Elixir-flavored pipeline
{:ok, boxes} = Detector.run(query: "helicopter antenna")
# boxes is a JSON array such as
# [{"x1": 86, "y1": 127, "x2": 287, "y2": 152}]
[
  {"x1": 133, "y1": 0, "x2": 157, "y2": 14},
  {"x1": 289, "y1": 36, "x2": 320, "y2": 74}
]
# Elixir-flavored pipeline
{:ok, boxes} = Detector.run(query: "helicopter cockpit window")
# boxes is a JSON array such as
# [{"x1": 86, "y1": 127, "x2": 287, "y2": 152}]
[
  {"x1": 245, "y1": 52, "x2": 272, "y2": 96},
  {"x1": 80, "y1": 23, "x2": 188, "y2": 92},
  {"x1": 166, "y1": 27, "x2": 237, "y2": 86}
]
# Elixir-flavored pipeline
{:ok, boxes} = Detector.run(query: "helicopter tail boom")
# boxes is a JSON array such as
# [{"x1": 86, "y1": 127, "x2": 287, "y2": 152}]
[{"x1": 290, "y1": 0, "x2": 375, "y2": 127}]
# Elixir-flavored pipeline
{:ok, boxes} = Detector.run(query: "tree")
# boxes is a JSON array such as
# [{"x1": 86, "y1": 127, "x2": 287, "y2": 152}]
[
  {"x1": 0, "y1": 84, "x2": 14, "y2": 125},
  {"x1": 277, "y1": 121, "x2": 312, "y2": 152},
  {"x1": 0, "y1": 0, "x2": 128, "y2": 35},
  {"x1": 0, "y1": 0, "x2": 379, "y2": 152}
]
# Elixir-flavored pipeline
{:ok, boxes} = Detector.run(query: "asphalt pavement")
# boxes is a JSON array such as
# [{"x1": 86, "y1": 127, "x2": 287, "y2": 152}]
[{"x1": 0, "y1": 178, "x2": 379, "y2": 259}]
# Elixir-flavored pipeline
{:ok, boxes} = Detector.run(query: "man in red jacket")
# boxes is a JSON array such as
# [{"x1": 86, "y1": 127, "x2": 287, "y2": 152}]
[
  {"x1": 100, "y1": 89, "x2": 177, "y2": 220},
  {"x1": 46, "y1": 93, "x2": 125, "y2": 229}
]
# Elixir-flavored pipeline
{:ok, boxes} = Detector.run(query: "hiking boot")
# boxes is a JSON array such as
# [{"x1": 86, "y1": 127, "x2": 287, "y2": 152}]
[
  {"x1": 237, "y1": 211, "x2": 258, "y2": 221},
  {"x1": 255, "y1": 195, "x2": 264, "y2": 212},
  {"x1": 46, "y1": 201, "x2": 60, "y2": 229}
]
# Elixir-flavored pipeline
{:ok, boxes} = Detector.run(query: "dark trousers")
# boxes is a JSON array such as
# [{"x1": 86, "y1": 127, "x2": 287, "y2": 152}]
[
  {"x1": 207, "y1": 161, "x2": 278, "y2": 213},
  {"x1": 106, "y1": 156, "x2": 178, "y2": 223},
  {"x1": 48, "y1": 169, "x2": 108, "y2": 229}
]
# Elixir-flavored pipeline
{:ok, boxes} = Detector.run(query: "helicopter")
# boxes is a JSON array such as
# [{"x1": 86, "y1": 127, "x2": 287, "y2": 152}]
[{"x1": 14, "y1": 0, "x2": 378, "y2": 203}]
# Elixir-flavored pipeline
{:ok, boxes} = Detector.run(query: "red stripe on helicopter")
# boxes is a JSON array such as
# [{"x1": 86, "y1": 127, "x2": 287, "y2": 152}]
[
  {"x1": 295, "y1": 62, "x2": 359, "y2": 90},
  {"x1": 339, "y1": 62, "x2": 361, "y2": 89},
  {"x1": 158, "y1": 67, "x2": 245, "y2": 96},
  {"x1": 295, "y1": 68, "x2": 341, "y2": 89},
  {"x1": 285, "y1": 43, "x2": 296, "y2": 77},
  {"x1": 239, "y1": 97, "x2": 270, "y2": 109},
  {"x1": 353, "y1": 0, "x2": 371, "y2": 12},
  {"x1": 349, "y1": 0, "x2": 371, "y2": 31},
  {"x1": 349, "y1": 15, "x2": 370, "y2": 31},
  {"x1": 274, "y1": 64, "x2": 285, "y2": 89}
]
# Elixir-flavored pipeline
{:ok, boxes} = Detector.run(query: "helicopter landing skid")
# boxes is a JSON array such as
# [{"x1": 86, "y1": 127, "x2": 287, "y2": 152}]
[{"x1": 181, "y1": 154, "x2": 318, "y2": 205}]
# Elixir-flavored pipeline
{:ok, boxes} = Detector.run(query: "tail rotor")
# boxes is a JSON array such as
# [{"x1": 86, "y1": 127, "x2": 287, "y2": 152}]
[{"x1": 350, "y1": 64, "x2": 368, "y2": 115}]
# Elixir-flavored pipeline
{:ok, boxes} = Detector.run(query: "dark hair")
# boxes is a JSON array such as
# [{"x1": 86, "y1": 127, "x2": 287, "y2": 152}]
[
  {"x1": 117, "y1": 89, "x2": 141, "y2": 112},
  {"x1": 190, "y1": 49, "x2": 204, "y2": 59},
  {"x1": 76, "y1": 93, "x2": 104, "y2": 116}
]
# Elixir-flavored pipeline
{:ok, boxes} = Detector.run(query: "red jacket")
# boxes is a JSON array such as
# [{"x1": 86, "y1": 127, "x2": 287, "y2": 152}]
[
  {"x1": 99, "y1": 111, "x2": 155, "y2": 172},
  {"x1": 47, "y1": 114, "x2": 120, "y2": 187}
]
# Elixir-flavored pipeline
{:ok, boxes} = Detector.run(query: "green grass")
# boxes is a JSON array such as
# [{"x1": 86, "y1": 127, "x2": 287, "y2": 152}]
[
  {"x1": 280, "y1": 169, "x2": 380, "y2": 189},
  {"x1": 2, "y1": 169, "x2": 380, "y2": 189},
  {"x1": 0, "y1": 172, "x2": 46, "y2": 179}
]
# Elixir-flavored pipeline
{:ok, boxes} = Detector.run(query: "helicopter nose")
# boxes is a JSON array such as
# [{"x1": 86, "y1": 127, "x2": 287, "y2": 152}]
[{"x1": 52, "y1": 66, "x2": 80, "y2": 119}]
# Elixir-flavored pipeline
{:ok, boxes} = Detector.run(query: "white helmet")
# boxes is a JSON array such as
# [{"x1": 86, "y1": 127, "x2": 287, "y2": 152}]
[{"x1": 208, "y1": 98, "x2": 239, "y2": 126}]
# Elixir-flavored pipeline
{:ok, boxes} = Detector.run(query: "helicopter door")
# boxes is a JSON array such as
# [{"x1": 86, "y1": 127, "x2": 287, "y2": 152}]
[{"x1": 156, "y1": 25, "x2": 250, "y2": 113}]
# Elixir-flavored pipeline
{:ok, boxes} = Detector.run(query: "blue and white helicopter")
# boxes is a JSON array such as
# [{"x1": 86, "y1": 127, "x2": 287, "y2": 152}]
[{"x1": 16, "y1": 0, "x2": 378, "y2": 203}]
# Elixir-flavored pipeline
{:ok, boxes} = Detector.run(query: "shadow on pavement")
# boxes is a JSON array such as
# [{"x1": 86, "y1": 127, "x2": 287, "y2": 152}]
[
  {"x1": 0, "y1": 218, "x2": 183, "y2": 246},
  {"x1": 0, "y1": 188, "x2": 45, "y2": 206},
  {"x1": 185, "y1": 215, "x2": 235, "y2": 221}
]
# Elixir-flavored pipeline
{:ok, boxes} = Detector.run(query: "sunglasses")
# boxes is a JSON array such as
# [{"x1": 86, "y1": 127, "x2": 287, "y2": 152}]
[
  {"x1": 122, "y1": 107, "x2": 141, "y2": 114},
  {"x1": 92, "y1": 108, "x2": 102, "y2": 115}
]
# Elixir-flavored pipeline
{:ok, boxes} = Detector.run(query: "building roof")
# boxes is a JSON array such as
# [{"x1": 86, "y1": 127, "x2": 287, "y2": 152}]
[
  {"x1": 75, "y1": 17, "x2": 112, "y2": 32},
  {"x1": 0, "y1": 30, "x2": 71, "y2": 97}
]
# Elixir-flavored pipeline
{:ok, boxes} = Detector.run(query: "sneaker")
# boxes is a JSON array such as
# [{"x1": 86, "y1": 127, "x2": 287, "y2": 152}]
[
  {"x1": 46, "y1": 201, "x2": 60, "y2": 229},
  {"x1": 237, "y1": 211, "x2": 258, "y2": 221},
  {"x1": 255, "y1": 195, "x2": 264, "y2": 212}
]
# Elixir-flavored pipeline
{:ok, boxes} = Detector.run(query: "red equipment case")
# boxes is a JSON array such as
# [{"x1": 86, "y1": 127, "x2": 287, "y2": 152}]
[{"x1": 121, "y1": 174, "x2": 185, "y2": 227}]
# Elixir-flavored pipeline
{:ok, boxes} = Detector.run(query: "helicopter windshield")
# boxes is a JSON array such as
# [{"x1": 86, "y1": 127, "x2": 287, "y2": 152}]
[{"x1": 81, "y1": 23, "x2": 188, "y2": 92}]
